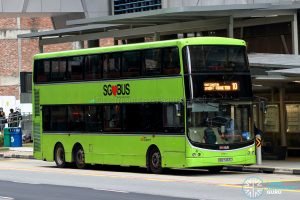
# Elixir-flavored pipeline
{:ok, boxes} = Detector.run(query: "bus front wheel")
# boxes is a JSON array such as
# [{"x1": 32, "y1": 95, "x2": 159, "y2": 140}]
[
  {"x1": 148, "y1": 148, "x2": 163, "y2": 174},
  {"x1": 74, "y1": 145, "x2": 86, "y2": 169},
  {"x1": 54, "y1": 144, "x2": 66, "y2": 168}
]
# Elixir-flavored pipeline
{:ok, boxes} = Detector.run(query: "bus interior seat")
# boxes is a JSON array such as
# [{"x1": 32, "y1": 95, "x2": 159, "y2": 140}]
[{"x1": 188, "y1": 127, "x2": 205, "y2": 143}]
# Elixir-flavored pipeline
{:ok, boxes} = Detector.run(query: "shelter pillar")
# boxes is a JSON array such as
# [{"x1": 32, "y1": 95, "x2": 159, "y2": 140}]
[
  {"x1": 228, "y1": 16, "x2": 234, "y2": 38},
  {"x1": 279, "y1": 86, "x2": 287, "y2": 147},
  {"x1": 292, "y1": 12, "x2": 299, "y2": 55},
  {"x1": 38, "y1": 37, "x2": 43, "y2": 53}
]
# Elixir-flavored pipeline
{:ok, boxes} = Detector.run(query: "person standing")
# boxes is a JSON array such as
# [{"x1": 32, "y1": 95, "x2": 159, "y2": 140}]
[
  {"x1": 0, "y1": 107, "x2": 6, "y2": 132},
  {"x1": 8, "y1": 109, "x2": 15, "y2": 127}
]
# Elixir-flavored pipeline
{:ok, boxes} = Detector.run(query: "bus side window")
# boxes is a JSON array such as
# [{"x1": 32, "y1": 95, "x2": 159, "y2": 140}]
[
  {"x1": 68, "y1": 105, "x2": 85, "y2": 131},
  {"x1": 122, "y1": 51, "x2": 141, "y2": 77},
  {"x1": 36, "y1": 60, "x2": 50, "y2": 83},
  {"x1": 103, "y1": 105, "x2": 122, "y2": 131},
  {"x1": 85, "y1": 55, "x2": 102, "y2": 80},
  {"x1": 51, "y1": 59, "x2": 67, "y2": 81},
  {"x1": 163, "y1": 103, "x2": 184, "y2": 133},
  {"x1": 103, "y1": 53, "x2": 121, "y2": 78},
  {"x1": 143, "y1": 48, "x2": 161, "y2": 76},
  {"x1": 68, "y1": 56, "x2": 84, "y2": 81},
  {"x1": 51, "y1": 106, "x2": 68, "y2": 131},
  {"x1": 162, "y1": 47, "x2": 180, "y2": 75}
]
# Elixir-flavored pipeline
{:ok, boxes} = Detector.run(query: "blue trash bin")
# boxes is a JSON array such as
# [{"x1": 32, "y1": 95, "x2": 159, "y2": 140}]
[{"x1": 10, "y1": 128, "x2": 22, "y2": 147}]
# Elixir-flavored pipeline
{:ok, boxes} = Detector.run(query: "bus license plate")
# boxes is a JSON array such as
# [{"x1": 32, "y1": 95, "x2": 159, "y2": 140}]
[{"x1": 218, "y1": 158, "x2": 233, "y2": 162}]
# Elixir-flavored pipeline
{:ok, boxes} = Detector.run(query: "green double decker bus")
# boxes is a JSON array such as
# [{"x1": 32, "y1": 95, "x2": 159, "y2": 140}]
[{"x1": 32, "y1": 37, "x2": 255, "y2": 173}]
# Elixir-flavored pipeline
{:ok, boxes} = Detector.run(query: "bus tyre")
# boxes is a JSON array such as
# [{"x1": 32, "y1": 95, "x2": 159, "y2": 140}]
[
  {"x1": 54, "y1": 144, "x2": 66, "y2": 168},
  {"x1": 207, "y1": 166, "x2": 223, "y2": 173},
  {"x1": 148, "y1": 148, "x2": 163, "y2": 174},
  {"x1": 74, "y1": 145, "x2": 86, "y2": 169}
]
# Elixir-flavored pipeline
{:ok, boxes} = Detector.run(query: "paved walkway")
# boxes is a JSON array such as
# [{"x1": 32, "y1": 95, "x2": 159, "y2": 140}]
[{"x1": 1, "y1": 146, "x2": 299, "y2": 175}]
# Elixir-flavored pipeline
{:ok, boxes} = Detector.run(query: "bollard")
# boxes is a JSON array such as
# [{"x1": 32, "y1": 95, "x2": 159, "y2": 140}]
[{"x1": 255, "y1": 134, "x2": 262, "y2": 165}]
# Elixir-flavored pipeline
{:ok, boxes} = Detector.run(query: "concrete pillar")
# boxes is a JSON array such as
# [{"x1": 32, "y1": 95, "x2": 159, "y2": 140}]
[
  {"x1": 292, "y1": 12, "x2": 299, "y2": 55},
  {"x1": 87, "y1": 40, "x2": 99, "y2": 48},
  {"x1": 38, "y1": 37, "x2": 43, "y2": 53},
  {"x1": 279, "y1": 87, "x2": 287, "y2": 147},
  {"x1": 228, "y1": 16, "x2": 234, "y2": 38}
]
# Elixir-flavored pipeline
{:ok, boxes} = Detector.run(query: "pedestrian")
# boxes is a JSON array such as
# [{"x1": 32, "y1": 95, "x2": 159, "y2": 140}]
[
  {"x1": 8, "y1": 108, "x2": 15, "y2": 127},
  {"x1": 0, "y1": 107, "x2": 6, "y2": 133},
  {"x1": 14, "y1": 108, "x2": 22, "y2": 127}
]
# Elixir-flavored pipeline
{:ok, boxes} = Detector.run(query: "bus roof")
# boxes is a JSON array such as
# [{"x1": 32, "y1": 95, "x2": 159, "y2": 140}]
[{"x1": 34, "y1": 37, "x2": 246, "y2": 60}]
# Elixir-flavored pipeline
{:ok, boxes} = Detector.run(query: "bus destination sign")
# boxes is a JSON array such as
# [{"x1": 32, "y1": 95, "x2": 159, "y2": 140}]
[{"x1": 204, "y1": 82, "x2": 239, "y2": 92}]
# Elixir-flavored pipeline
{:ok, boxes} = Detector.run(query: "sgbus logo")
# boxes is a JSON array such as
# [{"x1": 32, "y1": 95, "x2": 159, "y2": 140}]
[{"x1": 103, "y1": 83, "x2": 130, "y2": 96}]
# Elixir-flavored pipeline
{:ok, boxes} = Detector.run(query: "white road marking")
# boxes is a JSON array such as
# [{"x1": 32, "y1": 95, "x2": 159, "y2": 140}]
[
  {"x1": 0, "y1": 196, "x2": 14, "y2": 200},
  {"x1": 93, "y1": 188, "x2": 129, "y2": 193}
]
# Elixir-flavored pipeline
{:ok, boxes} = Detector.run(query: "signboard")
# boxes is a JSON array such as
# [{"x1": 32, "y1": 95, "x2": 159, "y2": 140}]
[{"x1": 204, "y1": 82, "x2": 239, "y2": 92}]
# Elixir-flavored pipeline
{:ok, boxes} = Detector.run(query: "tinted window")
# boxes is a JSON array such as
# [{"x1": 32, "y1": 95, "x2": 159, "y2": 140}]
[
  {"x1": 122, "y1": 51, "x2": 141, "y2": 77},
  {"x1": 51, "y1": 106, "x2": 67, "y2": 131},
  {"x1": 35, "y1": 60, "x2": 50, "y2": 83},
  {"x1": 51, "y1": 59, "x2": 67, "y2": 81},
  {"x1": 163, "y1": 104, "x2": 184, "y2": 133},
  {"x1": 143, "y1": 49, "x2": 161, "y2": 75},
  {"x1": 68, "y1": 105, "x2": 85, "y2": 131},
  {"x1": 123, "y1": 104, "x2": 143, "y2": 132},
  {"x1": 42, "y1": 106, "x2": 51, "y2": 131},
  {"x1": 103, "y1": 53, "x2": 121, "y2": 78},
  {"x1": 162, "y1": 48, "x2": 180, "y2": 75},
  {"x1": 85, "y1": 55, "x2": 102, "y2": 80},
  {"x1": 68, "y1": 56, "x2": 84, "y2": 80},
  {"x1": 183, "y1": 45, "x2": 248, "y2": 73},
  {"x1": 86, "y1": 105, "x2": 102, "y2": 132},
  {"x1": 141, "y1": 104, "x2": 163, "y2": 132},
  {"x1": 103, "y1": 105, "x2": 122, "y2": 131}
]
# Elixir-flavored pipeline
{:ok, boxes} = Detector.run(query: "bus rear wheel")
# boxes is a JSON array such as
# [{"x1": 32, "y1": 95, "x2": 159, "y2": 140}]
[
  {"x1": 148, "y1": 148, "x2": 163, "y2": 174},
  {"x1": 74, "y1": 145, "x2": 86, "y2": 169},
  {"x1": 54, "y1": 144, "x2": 66, "y2": 168}
]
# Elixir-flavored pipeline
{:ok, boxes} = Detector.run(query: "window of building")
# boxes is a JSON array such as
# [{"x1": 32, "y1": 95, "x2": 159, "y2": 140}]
[
  {"x1": 21, "y1": 72, "x2": 32, "y2": 93},
  {"x1": 286, "y1": 104, "x2": 300, "y2": 133},
  {"x1": 263, "y1": 104, "x2": 279, "y2": 132},
  {"x1": 122, "y1": 51, "x2": 141, "y2": 77},
  {"x1": 103, "y1": 105, "x2": 122, "y2": 131},
  {"x1": 68, "y1": 105, "x2": 85, "y2": 131},
  {"x1": 85, "y1": 55, "x2": 102, "y2": 80},
  {"x1": 103, "y1": 53, "x2": 121, "y2": 78},
  {"x1": 68, "y1": 56, "x2": 84, "y2": 80},
  {"x1": 143, "y1": 49, "x2": 161, "y2": 75},
  {"x1": 162, "y1": 48, "x2": 180, "y2": 75}
]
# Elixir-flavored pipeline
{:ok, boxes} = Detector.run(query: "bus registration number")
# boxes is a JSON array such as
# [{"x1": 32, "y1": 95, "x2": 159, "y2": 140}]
[{"x1": 218, "y1": 158, "x2": 233, "y2": 162}]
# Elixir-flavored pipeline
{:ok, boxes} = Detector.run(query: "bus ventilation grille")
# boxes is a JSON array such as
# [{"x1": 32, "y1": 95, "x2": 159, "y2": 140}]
[
  {"x1": 34, "y1": 89, "x2": 40, "y2": 116},
  {"x1": 33, "y1": 123, "x2": 41, "y2": 152}
]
